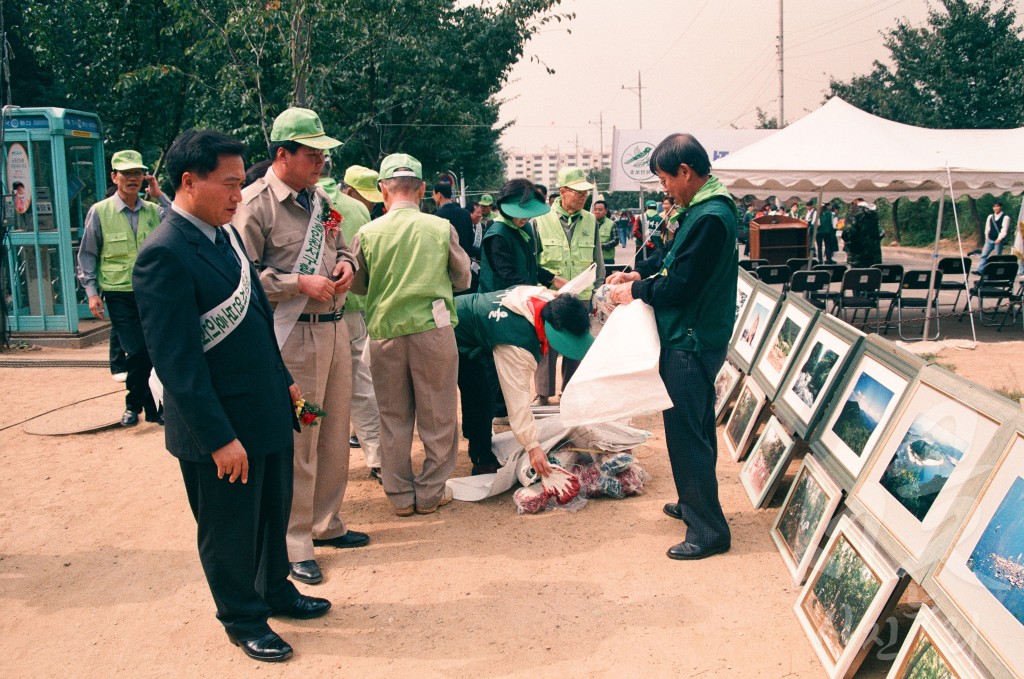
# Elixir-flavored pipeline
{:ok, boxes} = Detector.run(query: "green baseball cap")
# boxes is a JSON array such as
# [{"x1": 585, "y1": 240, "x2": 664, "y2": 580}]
[
  {"x1": 343, "y1": 165, "x2": 383, "y2": 203},
  {"x1": 270, "y1": 107, "x2": 340, "y2": 150},
  {"x1": 557, "y1": 166, "x2": 595, "y2": 191},
  {"x1": 544, "y1": 321, "x2": 594, "y2": 361},
  {"x1": 645, "y1": 200, "x2": 657, "y2": 208},
  {"x1": 379, "y1": 153, "x2": 422, "y2": 180},
  {"x1": 479, "y1": 194, "x2": 494, "y2": 206},
  {"x1": 111, "y1": 150, "x2": 148, "y2": 172}
]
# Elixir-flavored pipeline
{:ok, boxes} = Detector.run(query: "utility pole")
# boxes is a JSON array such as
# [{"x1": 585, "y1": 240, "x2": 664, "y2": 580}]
[
  {"x1": 777, "y1": 0, "x2": 785, "y2": 127},
  {"x1": 622, "y1": 72, "x2": 645, "y2": 128},
  {"x1": 588, "y1": 112, "x2": 606, "y2": 167}
]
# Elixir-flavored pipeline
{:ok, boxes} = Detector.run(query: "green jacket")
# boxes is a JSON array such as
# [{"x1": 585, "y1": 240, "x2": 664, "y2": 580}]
[
  {"x1": 454, "y1": 290, "x2": 541, "y2": 362},
  {"x1": 597, "y1": 216, "x2": 616, "y2": 262},
  {"x1": 479, "y1": 216, "x2": 538, "y2": 293},
  {"x1": 320, "y1": 181, "x2": 371, "y2": 312},
  {"x1": 96, "y1": 196, "x2": 159, "y2": 292}
]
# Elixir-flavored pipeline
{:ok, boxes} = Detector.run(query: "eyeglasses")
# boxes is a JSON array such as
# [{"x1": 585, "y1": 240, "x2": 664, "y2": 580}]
[{"x1": 562, "y1": 187, "x2": 588, "y2": 197}]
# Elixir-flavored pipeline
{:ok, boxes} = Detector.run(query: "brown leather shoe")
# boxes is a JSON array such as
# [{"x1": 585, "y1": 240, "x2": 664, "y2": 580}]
[
  {"x1": 394, "y1": 504, "x2": 415, "y2": 517},
  {"x1": 416, "y1": 486, "x2": 454, "y2": 515}
]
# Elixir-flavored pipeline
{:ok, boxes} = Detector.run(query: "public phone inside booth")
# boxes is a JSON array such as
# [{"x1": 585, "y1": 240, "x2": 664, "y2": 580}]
[{"x1": 2, "y1": 107, "x2": 105, "y2": 333}]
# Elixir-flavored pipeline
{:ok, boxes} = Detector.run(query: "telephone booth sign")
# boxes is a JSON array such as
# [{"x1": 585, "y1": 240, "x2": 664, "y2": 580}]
[{"x1": 2, "y1": 107, "x2": 106, "y2": 333}]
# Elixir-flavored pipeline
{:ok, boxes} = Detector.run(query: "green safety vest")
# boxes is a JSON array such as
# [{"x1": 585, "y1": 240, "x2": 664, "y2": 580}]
[
  {"x1": 478, "y1": 216, "x2": 538, "y2": 293},
  {"x1": 96, "y1": 196, "x2": 159, "y2": 292},
  {"x1": 358, "y1": 208, "x2": 458, "y2": 339},
  {"x1": 656, "y1": 195, "x2": 738, "y2": 352},
  {"x1": 597, "y1": 216, "x2": 616, "y2": 262},
  {"x1": 320, "y1": 181, "x2": 371, "y2": 312},
  {"x1": 534, "y1": 199, "x2": 597, "y2": 300},
  {"x1": 454, "y1": 290, "x2": 541, "y2": 362}
]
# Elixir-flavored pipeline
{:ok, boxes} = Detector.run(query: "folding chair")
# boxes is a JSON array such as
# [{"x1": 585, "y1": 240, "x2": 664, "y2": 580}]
[
  {"x1": 872, "y1": 263, "x2": 904, "y2": 334},
  {"x1": 789, "y1": 270, "x2": 832, "y2": 310},
  {"x1": 834, "y1": 267, "x2": 882, "y2": 328},
  {"x1": 967, "y1": 261, "x2": 1018, "y2": 326},
  {"x1": 812, "y1": 263, "x2": 847, "y2": 310},
  {"x1": 785, "y1": 258, "x2": 819, "y2": 273},
  {"x1": 936, "y1": 257, "x2": 971, "y2": 314},
  {"x1": 896, "y1": 269, "x2": 942, "y2": 341},
  {"x1": 755, "y1": 264, "x2": 792, "y2": 290},
  {"x1": 739, "y1": 258, "x2": 768, "y2": 272},
  {"x1": 997, "y1": 278, "x2": 1024, "y2": 333}
]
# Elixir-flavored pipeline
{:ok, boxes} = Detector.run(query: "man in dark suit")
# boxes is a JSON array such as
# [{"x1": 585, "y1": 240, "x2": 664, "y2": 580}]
[{"x1": 133, "y1": 129, "x2": 330, "y2": 663}]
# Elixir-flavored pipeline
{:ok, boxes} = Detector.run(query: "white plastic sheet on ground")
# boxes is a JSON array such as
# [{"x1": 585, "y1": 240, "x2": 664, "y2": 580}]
[
  {"x1": 446, "y1": 417, "x2": 651, "y2": 501},
  {"x1": 558, "y1": 299, "x2": 672, "y2": 427}
]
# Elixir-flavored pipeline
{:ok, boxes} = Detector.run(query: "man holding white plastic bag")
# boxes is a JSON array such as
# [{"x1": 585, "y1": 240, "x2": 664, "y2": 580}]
[{"x1": 607, "y1": 133, "x2": 737, "y2": 561}]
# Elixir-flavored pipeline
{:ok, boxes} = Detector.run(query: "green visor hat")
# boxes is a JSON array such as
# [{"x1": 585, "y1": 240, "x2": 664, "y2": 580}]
[
  {"x1": 544, "y1": 321, "x2": 594, "y2": 361},
  {"x1": 499, "y1": 195, "x2": 550, "y2": 220}
]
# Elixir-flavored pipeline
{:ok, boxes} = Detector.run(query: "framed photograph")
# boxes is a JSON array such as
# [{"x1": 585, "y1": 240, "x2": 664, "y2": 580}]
[
  {"x1": 795, "y1": 516, "x2": 904, "y2": 679},
  {"x1": 851, "y1": 368, "x2": 1006, "y2": 576},
  {"x1": 771, "y1": 455, "x2": 845, "y2": 585},
  {"x1": 810, "y1": 336, "x2": 923, "y2": 490},
  {"x1": 734, "y1": 269, "x2": 757, "y2": 332},
  {"x1": 927, "y1": 431, "x2": 1024, "y2": 677},
  {"x1": 740, "y1": 416, "x2": 796, "y2": 508},
  {"x1": 750, "y1": 295, "x2": 819, "y2": 400},
  {"x1": 724, "y1": 377, "x2": 767, "y2": 462},
  {"x1": 729, "y1": 285, "x2": 782, "y2": 373},
  {"x1": 774, "y1": 314, "x2": 864, "y2": 438},
  {"x1": 714, "y1": 360, "x2": 742, "y2": 423},
  {"x1": 884, "y1": 606, "x2": 983, "y2": 679}
]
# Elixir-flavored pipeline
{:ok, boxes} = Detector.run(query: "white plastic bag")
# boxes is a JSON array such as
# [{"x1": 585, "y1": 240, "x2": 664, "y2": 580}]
[{"x1": 559, "y1": 300, "x2": 672, "y2": 426}]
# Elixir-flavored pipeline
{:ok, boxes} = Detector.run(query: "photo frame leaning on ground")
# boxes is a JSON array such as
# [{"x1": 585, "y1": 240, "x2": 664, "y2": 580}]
[
  {"x1": 713, "y1": 359, "x2": 742, "y2": 424},
  {"x1": 724, "y1": 376, "x2": 767, "y2": 462},
  {"x1": 731, "y1": 268, "x2": 758, "y2": 343},
  {"x1": 794, "y1": 515, "x2": 905, "y2": 679},
  {"x1": 925, "y1": 430, "x2": 1024, "y2": 679},
  {"x1": 739, "y1": 415, "x2": 796, "y2": 508},
  {"x1": 750, "y1": 294, "x2": 819, "y2": 401},
  {"x1": 883, "y1": 605, "x2": 983, "y2": 679},
  {"x1": 849, "y1": 365, "x2": 1015, "y2": 581},
  {"x1": 728, "y1": 283, "x2": 782, "y2": 374},
  {"x1": 774, "y1": 312, "x2": 864, "y2": 439},
  {"x1": 808, "y1": 335, "x2": 924, "y2": 492},
  {"x1": 771, "y1": 455, "x2": 845, "y2": 586}
]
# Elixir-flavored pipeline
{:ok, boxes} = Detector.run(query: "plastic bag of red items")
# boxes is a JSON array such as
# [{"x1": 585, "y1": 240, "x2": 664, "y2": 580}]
[
  {"x1": 571, "y1": 451, "x2": 649, "y2": 499},
  {"x1": 513, "y1": 484, "x2": 588, "y2": 515}
]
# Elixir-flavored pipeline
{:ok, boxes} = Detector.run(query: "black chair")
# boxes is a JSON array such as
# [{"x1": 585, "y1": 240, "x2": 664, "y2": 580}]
[
  {"x1": 997, "y1": 278, "x2": 1024, "y2": 332},
  {"x1": 739, "y1": 258, "x2": 768, "y2": 272},
  {"x1": 756, "y1": 264, "x2": 792, "y2": 290},
  {"x1": 834, "y1": 268, "x2": 882, "y2": 327},
  {"x1": 785, "y1": 257, "x2": 819, "y2": 273},
  {"x1": 812, "y1": 263, "x2": 848, "y2": 309},
  {"x1": 936, "y1": 257, "x2": 971, "y2": 314},
  {"x1": 966, "y1": 261, "x2": 1018, "y2": 326},
  {"x1": 872, "y1": 264, "x2": 904, "y2": 334},
  {"x1": 789, "y1": 270, "x2": 832, "y2": 309},
  {"x1": 976, "y1": 254, "x2": 1017, "y2": 275},
  {"x1": 896, "y1": 269, "x2": 942, "y2": 341}
]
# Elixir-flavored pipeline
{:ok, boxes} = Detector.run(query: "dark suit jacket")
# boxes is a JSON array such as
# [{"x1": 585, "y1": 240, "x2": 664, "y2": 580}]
[{"x1": 133, "y1": 210, "x2": 298, "y2": 463}]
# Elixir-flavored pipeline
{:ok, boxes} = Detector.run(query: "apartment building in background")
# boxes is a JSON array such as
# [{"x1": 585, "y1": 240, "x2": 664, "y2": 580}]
[{"x1": 504, "y1": 146, "x2": 611, "y2": 190}]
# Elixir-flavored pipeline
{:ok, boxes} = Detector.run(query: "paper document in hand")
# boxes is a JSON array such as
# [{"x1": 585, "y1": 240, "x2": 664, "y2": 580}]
[{"x1": 556, "y1": 263, "x2": 597, "y2": 297}]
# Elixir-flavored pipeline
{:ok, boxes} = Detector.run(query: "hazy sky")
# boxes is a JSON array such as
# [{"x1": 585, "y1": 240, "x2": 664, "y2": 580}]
[{"x1": 497, "y1": 0, "x2": 933, "y2": 152}]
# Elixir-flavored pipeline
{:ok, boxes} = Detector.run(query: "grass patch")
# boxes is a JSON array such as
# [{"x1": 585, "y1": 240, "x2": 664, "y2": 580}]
[{"x1": 995, "y1": 386, "x2": 1024, "y2": 403}]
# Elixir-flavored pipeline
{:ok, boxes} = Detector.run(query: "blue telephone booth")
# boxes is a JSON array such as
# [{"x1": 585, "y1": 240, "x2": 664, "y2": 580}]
[{"x1": 2, "y1": 107, "x2": 106, "y2": 333}]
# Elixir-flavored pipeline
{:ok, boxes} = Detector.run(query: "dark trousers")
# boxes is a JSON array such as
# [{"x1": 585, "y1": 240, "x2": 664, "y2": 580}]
[
  {"x1": 109, "y1": 324, "x2": 127, "y2": 374},
  {"x1": 180, "y1": 448, "x2": 299, "y2": 640},
  {"x1": 103, "y1": 291, "x2": 157, "y2": 416},
  {"x1": 534, "y1": 347, "x2": 579, "y2": 398},
  {"x1": 660, "y1": 347, "x2": 731, "y2": 548},
  {"x1": 816, "y1": 232, "x2": 836, "y2": 263},
  {"x1": 457, "y1": 353, "x2": 499, "y2": 467}
]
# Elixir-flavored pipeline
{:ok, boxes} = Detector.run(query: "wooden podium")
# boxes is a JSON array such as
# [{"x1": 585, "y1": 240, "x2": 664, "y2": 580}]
[{"x1": 749, "y1": 215, "x2": 809, "y2": 264}]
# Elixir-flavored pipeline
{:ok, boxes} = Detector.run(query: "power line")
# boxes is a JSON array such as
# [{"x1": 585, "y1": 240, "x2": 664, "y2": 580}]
[{"x1": 640, "y1": 0, "x2": 712, "y2": 74}]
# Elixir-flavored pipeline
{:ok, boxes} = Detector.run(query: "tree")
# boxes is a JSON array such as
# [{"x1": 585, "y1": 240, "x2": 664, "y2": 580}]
[{"x1": 755, "y1": 107, "x2": 779, "y2": 130}]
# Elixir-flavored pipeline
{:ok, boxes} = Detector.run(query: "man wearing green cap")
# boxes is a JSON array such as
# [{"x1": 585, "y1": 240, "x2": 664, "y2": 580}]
[
  {"x1": 456, "y1": 286, "x2": 593, "y2": 476},
  {"x1": 350, "y1": 152, "x2": 471, "y2": 516},
  {"x1": 478, "y1": 193, "x2": 495, "y2": 232},
  {"x1": 635, "y1": 199, "x2": 664, "y2": 261},
  {"x1": 317, "y1": 161, "x2": 384, "y2": 483},
  {"x1": 236, "y1": 107, "x2": 365, "y2": 588},
  {"x1": 77, "y1": 149, "x2": 169, "y2": 427},
  {"x1": 532, "y1": 166, "x2": 604, "y2": 404},
  {"x1": 592, "y1": 199, "x2": 617, "y2": 264}
]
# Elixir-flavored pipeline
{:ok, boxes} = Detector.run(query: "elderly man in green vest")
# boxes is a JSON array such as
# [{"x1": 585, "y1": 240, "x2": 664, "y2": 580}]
[
  {"x1": 593, "y1": 199, "x2": 617, "y2": 264},
  {"x1": 77, "y1": 149, "x2": 168, "y2": 427},
  {"x1": 317, "y1": 161, "x2": 385, "y2": 484},
  {"x1": 607, "y1": 133, "x2": 737, "y2": 561},
  {"x1": 478, "y1": 193, "x2": 495, "y2": 232},
  {"x1": 532, "y1": 166, "x2": 604, "y2": 405},
  {"x1": 350, "y1": 153, "x2": 471, "y2": 516}
]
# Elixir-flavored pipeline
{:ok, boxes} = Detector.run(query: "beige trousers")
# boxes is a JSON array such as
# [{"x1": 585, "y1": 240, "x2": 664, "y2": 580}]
[
  {"x1": 344, "y1": 312, "x2": 382, "y2": 469},
  {"x1": 368, "y1": 326, "x2": 459, "y2": 511},
  {"x1": 281, "y1": 318, "x2": 352, "y2": 562}
]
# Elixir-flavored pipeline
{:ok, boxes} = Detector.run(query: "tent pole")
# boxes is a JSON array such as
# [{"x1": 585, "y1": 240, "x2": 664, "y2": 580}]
[
  {"x1": 810, "y1": 188, "x2": 823, "y2": 268},
  {"x1": 923, "y1": 188, "x2": 944, "y2": 341},
  {"x1": 944, "y1": 167, "x2": 977, "y2": 344}
]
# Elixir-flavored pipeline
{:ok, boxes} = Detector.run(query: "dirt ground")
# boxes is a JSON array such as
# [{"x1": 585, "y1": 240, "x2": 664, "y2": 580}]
[{"x1": 0, "y1": 338, "x2": 1020, "y2": 678}]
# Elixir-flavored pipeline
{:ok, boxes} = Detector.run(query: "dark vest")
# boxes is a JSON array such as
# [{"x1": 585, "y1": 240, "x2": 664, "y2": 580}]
[
  {"x1": 454, "y1": 290, "x2": 542, "y2": 362},
  {"x1": 479, "y1": 219, "x2": 538, "y2": 293}
]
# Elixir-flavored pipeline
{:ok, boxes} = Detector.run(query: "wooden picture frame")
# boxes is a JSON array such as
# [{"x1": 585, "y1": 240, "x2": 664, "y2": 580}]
[
  {"x1": 750, "y1": 295, "x2": 819, "y2": 400},
  {"x1": 774, "y1": 313, "x2": 864, "y2": 438},
  {"x1": 809, "y1": 335, "x2": 924, "y2": 491},
  {"x1": 925, "y1": 430, "x2": 1024, "y2": 678},
  {"x1": 884, "y1": 605, "x2": 984, "y2": 679},
  {"x1": 728, "y1": 284, "x2": 782, "y2": 373},
  {"x1": 724, "y1": 377, "x2": 767, "y2": 462},
  {"x1": 771, "y1": 455, "x2": 845, "y2": 586},
  {"x1": 740, "y1": 416, "x2": 796, "y2": 508},
  {"x1": 714, "y1": 359, "x2": 742, "y2": 423},
  {"x1": 849, "y1": 366, "x2": 1015, "y2": 580},
  {"x1": 795, "y1": 516, "x2": 904, "y2": 679}
]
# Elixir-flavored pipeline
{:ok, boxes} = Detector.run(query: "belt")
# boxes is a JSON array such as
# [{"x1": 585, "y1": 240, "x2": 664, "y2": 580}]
[{"x1": 297, "y1": 309, "x2": 344, "y2": 324}]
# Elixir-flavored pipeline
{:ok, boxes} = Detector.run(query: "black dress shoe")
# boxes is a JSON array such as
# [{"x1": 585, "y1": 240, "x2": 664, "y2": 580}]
[
  {"x1": 663, "y1": 503, "x2": 684, "y2": 521},
  {"x1": 146, "y1": 413, "x2": 165, "y2": 426},
  {"x1": 120, "y1": 409, "x2": 139, "y2": 427},
  {"x1": 313, "y1": 530, "x2": 369, "y2": 549},
  {"x1": 472, "y1": 463, "x2": 501, "y2": 476},
  {"x1": 274, "y1": 594, "x2": 331, "y2": 620},
  {"x1": 349, "y1": 435, "x2": 361, "y2": 448},
  {"x1": 226, "y1": 630, "x2": 293, "y2": 662},
  {"x1": 289, "y1": 559, "x2": 323, "y2": 584},
  {"x1": 666, "y1": 540, "x2": 731, "y2": 561}
]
